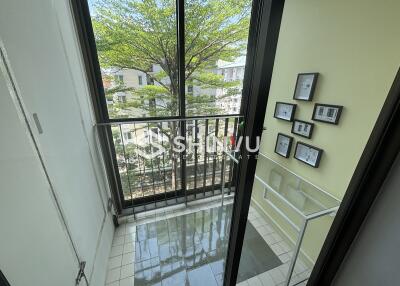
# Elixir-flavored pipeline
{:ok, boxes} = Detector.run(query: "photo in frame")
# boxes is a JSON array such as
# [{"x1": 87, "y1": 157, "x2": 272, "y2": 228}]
[
  {"x1": 293, "y1": 73, "x2": 319, "y2": 101},
  {"x1": 274, "y1": 102, "x2": 297, "y2": 122},
  {"x1": 291, "y1": 120, "x2": 314, "y2": 139},
  {"x1": 294, "y1": 142, "x2": 323, "y2": 168},
  {"x1": 274, "y1": 133, "x2": 294, "y2": 158},
  {"x1": 312, "y1": 104, "x2": 343, "y2": 125}
]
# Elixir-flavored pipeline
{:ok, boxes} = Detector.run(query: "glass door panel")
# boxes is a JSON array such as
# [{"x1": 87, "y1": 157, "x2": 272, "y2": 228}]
[{"x1": 232, "y1": 1, "x2": 400, "y2": 285}]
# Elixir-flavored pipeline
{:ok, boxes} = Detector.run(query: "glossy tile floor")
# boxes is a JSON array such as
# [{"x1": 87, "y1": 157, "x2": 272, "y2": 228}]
[{"x1": 106, "y1": 197, "x2": 311, "y2": 286}]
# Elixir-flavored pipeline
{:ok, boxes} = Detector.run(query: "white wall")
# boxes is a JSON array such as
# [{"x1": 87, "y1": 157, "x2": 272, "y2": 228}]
[
  {"x1": 0, "y1": 57, "x2": 79, "y2": 286},
  {"x1": 0, "y1": 0, "x2": 114, "y2": 285},
  {"x1": 333, "y1": 153, "x2": 400, "y2": 286}
]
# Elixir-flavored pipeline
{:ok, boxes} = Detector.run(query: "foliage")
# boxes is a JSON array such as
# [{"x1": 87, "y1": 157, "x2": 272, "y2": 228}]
[{"x1": 92, "y1": 0, "x2": 251, "y2": 117}]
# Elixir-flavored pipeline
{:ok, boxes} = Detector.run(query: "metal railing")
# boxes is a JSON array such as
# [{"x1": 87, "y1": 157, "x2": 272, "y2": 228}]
[
  {"x1": 97, "y1": 115, "x2": 242, "y2": 213},
  {"x1": 224, "y1": 150, "x2": 340, "y2": 286}
]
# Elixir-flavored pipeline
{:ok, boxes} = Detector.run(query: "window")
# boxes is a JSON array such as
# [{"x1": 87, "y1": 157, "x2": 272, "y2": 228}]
[
  {"x1": 87, "y1": 0, "x2": 251, "y2": 207},
  {"x1": 123, "y1": 132, "x2": 132, "y2": 140},
  {"x1": 114, "y1": 74, "x2": 123, "y2": 83},
  {"x1": 118, "y1": 94, "x2": 126, "y2": 103},
  {"x1": 90, "y1": 0, "x2": 178, "y2": 119}
]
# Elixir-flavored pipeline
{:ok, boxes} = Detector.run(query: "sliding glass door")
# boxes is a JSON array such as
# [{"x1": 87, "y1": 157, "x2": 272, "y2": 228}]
[{"x1": 83, "y1": 0, "x2": 252, "y2": 213}]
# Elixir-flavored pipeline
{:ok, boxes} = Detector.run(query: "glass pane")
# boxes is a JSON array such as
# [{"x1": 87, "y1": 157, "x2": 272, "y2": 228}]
[
  {"x1": 184, "y1": 0, "x2": 252, "y2": 116},
  {"x1": 234, "y1": 0, "x2": 399, "y2": 285},
  {"x1": 89, "y1": 0, "x2": 178, "y2": 119},
  {"x1": 111, "y1": 121, "x2": 182, "y2": 202}
]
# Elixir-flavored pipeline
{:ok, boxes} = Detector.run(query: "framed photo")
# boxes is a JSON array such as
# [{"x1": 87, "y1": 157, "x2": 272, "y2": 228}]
[
  {"x1": 291, "y1": 120, "x2": 314, "y2": 139},
  {"x1": 293, "y1": 73, "x2": 319, "y2": 101},
  {"x1": 312, "y1": 104, "x2": 343, "y2": 125},
  {"x1": 274, "y1": 102, "x2": 297, "y2": 122},
  {"x1": 294, "y1": 142, "x2": 323, "y2": 168},
  {"x1": 274, "y1": 133, "x2": 293, "y2": 158}
]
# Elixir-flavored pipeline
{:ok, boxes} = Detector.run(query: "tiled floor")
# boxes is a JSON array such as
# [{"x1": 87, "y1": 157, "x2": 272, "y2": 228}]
[{"x1": 106, "y1": 197, "x2": 311, "y2": 286}]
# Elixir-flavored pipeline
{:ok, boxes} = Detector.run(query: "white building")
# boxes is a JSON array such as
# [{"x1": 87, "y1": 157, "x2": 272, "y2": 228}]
[{"x1": 215, "y1": 56, "x2": 246, "y2": 114}]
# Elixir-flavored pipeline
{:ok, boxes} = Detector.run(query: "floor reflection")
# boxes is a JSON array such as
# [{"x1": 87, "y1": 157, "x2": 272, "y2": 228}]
[{"x1": 135, "y1": 204, "x2": 281, "y2": 286}]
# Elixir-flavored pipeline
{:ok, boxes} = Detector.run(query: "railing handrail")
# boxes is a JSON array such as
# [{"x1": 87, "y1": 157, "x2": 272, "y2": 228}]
[{"x1": 95, "y1": 114, "x2": 243, "y2": 126}]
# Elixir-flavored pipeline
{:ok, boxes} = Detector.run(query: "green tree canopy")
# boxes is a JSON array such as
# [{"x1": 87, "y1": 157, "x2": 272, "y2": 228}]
[{"x1": 91, "y1": 0, "x2": 251, "y2": 117}]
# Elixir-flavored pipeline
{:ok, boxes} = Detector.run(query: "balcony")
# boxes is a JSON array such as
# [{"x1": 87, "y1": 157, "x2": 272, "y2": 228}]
[{"x1": 100, "y1": 115, "x2": 242, "y2": 214}]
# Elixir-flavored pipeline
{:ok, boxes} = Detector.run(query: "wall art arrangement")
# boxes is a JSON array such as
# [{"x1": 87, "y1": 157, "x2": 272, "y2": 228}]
[{"x1": 272, "y1": 72, "x2": 344, "y2": 168}]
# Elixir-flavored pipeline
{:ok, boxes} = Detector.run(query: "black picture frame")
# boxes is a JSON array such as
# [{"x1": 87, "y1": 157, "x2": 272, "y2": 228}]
[
  {"x1": 274, "y1": 102, "x2": 297, "y2": 122},
  {"x1": 312, "y1": 103, "x2": 343, "y2": 125},
  {"x1": 294, "y1": 141, "x2": 323, "y2": 168},
  {"x1": 291, "y1": 119, "x2": 314, "y2": 139},
  {"x1": 293, "y1": 72, "x2": 319, "y2": 101},
  {"x1": 274, "y1": 133, "x2": 294, "y2": 158}
]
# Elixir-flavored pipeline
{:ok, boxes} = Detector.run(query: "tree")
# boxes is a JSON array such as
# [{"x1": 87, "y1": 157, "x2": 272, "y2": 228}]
[
  {"x1": 92, "y1": 0, "x2": 250, "y2": 117},
  {"x1": 91, "y1": 0, "x2": 251, "y2": 197}
]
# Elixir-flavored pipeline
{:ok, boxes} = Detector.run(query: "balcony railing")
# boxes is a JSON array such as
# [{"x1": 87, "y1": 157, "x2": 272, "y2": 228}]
[{"x1": 98, "y1": 115, "x2": 242, "y2": 213}]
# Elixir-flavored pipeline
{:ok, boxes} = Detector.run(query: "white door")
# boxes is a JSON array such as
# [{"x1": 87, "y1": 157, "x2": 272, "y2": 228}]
[{"x1": 0, "y1": 61, "x2": 78, "y2": 285}]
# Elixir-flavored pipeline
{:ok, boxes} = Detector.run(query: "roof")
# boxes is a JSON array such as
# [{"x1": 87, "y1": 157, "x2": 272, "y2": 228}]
[{"x1": 217, "y1": 56, "x2": 246, "y2": 69}]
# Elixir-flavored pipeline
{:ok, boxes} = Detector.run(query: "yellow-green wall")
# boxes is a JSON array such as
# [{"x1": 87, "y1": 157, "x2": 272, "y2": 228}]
[{"x1": 252, "y1": 0, "x2": 400, "y2": 262}]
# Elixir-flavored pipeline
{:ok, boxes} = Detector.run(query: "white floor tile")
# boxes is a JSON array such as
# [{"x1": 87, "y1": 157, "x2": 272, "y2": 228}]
[
  {"x1": 269, "y1": 268, "x2": 285, "y2": 284},
  {"x1": 110, "y1": 245, "x2": 124, "y2": 258},
  {"x1": 247, "y1": 276, "x2": 263, "y2": 286},
  {"x1": 126, "y1": 223, "x2": 136, "y2": 234},
  {"x1": 125, "y1": 233, "x2": 135, "y2": 243},
  {"x1": 121, "y1": 252, "x2": 135, "y2": 266},
  {"x1": 119, "y1": 276, "x2": 135, "y2": 286},
  {"x1": 106, "y1": 268, "x2": 121, "y2": 284},
  {"x1": 106, "y1": 281, "x2": 119, "y2": 286},
  {"x1": 113, "y1": 236, "x2": 125, "y2": 247},
  {"x1": 258, "y1": 272, "x2": 276, "y2": 286},
  {"x1": 120, "y1": 263, "x2": 135, "y2": 279},
  {"x1": 123, "y1": 242, "x2": 135, "y2": 254},
  {"x1": 115, "y1": 226, "x2": 126, "y2": 237},
  {"x1": 108, "y1": 255, "x2": 122, "y2": 270}
]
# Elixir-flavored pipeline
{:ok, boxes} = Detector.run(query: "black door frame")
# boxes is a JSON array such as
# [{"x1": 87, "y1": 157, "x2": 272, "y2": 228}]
[{"x1": 224, "y1": 0, "x2": 286, "y2": 285}]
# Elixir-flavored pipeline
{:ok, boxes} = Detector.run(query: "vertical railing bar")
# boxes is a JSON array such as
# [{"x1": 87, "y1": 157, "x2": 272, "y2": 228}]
[
  {"x1": 155, "y1": 132, "x2": 163, "y2": 208},
  {"x1": 228, "y1": 117, "x2": 239, "y2": 194},
  {"x1": 194, "y1": 120, "x2": 198, "y2": 195},
  {"x1": 203, "y1": 119, "x2": 209, "y2": 196},
  {"x1": 172, "y1": 121, "x2": 178, "y2": 204},
  {"x1": 284, "y1": 219, "x2": 308, "y2": 286},
  {"x1": 160, "y1": 124, "x2": 168, "y2": 205},
  {"x1": 133, "y1": 123, "x2": 145, "y2": 200},
  {"x1": 222, "y1": 118, "x2": 229, "y2": 195},
  {"x1": 211, "y1": 119, "x2": 219, "y2": 195},
  {"x1": 181, "y1": 120, "x2": 187, "y2": 206},
  {"x1": 119, "y1": 125, "x2": 134, "y2": 215},
  {"x1": 147, "y1": 123, "x2": 156, "y2": 210}
]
